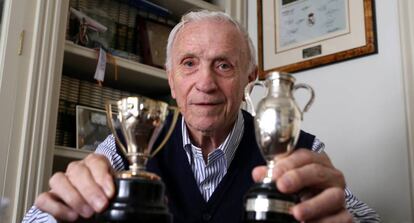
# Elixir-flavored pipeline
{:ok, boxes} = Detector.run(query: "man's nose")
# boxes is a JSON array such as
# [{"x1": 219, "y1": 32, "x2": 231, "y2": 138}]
[{"x1": 195, "y1": 64, "x2": 218, "y2": 93}]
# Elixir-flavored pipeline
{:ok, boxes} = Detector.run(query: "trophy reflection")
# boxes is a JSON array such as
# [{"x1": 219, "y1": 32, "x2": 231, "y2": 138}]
[
  {"x1": 243, "y1": 72, "x2": 315, "y2": 223},
  {"x1": 98, "y1": 96, "x2": 178, "y2": 222}
]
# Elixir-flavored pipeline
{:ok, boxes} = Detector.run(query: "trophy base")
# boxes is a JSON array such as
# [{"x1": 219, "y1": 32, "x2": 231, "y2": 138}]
[
  {"x1": 243, "y1": 182, "x2": 299, "y2": 223},
  {"x1": 97, "y1": 176, "x2": 172, "y2": 223}
]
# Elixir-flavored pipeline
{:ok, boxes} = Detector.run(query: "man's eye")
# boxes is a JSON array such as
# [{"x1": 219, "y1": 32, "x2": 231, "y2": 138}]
[
  {"x1": 183, "y1": 60, "x2": 194, "y2": 67},
  {"x1": 218, "y1": 63, "x2": 232, "y2": 71}
]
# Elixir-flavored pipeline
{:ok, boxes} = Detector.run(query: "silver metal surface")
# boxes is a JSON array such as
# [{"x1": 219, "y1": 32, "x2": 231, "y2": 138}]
[
  {"x1": 106, "y1": 97, "x2": 178, "y2": 177},
  {"x1": 245, "y1": 197, "x2": 294, "y2": 214},
  {"x1": 245, "y1": 71, "x2": 314, "y2": 181}
]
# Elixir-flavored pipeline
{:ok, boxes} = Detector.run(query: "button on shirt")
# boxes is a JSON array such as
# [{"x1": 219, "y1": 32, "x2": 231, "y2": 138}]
[{"x1": 182, "y1": 110, "x2": 244, "y2": 201}]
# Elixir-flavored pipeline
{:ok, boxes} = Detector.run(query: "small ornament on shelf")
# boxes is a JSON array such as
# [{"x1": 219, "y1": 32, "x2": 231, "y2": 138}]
[{"x1": 69, "y1": 7, "x2": 109, "y2": 49}]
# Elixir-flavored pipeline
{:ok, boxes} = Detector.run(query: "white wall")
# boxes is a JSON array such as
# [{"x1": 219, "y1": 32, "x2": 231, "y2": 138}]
[{"x1": 248, "y1": 1, "x2": 412, "y2": 222}]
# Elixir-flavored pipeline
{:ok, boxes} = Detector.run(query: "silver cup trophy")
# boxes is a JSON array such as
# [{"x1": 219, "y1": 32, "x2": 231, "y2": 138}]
[
  {"x1": 98, "y1": 96, "x2": 179, "y2": 222},
  {"x1": 243, "y1": 72, "x2": 315, "y2": 223}
]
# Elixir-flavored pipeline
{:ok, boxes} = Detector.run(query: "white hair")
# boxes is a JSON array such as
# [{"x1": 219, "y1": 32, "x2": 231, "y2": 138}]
[{"x1": 165, "y1": 10, "x2": 257, "y2": 74}]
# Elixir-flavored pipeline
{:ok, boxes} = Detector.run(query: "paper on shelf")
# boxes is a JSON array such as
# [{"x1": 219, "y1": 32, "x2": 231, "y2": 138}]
[{"x1": 94, "y1": 47, "x2": 107, "y2": 82}]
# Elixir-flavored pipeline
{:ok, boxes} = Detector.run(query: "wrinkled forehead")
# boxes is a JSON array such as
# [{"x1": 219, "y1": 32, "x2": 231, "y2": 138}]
[{"x1": 172, "y1": 19, "x2": 249, "y2": 61}]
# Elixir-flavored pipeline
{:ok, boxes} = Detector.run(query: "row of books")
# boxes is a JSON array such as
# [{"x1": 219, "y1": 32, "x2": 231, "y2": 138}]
[
  {"x1": 67, "y1": 0, "x2": 176, "y2": 67},
  {"x1": 56, "y1": 75, "x2": 141, "y2": 148}
]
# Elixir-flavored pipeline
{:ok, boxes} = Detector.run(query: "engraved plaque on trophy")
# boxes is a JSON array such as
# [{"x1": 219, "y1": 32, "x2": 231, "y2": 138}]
[
  {"x1": 243, "y1": 72, "x2": 315, "y2": 223},
  {"x1": 97, "y1": 96, "x2": 179, "y2": 222}
]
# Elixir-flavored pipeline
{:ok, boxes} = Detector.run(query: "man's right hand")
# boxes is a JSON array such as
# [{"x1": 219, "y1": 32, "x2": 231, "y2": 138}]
[{"x1": 34, "y1": 153, "x2": 115, "y2": 221}]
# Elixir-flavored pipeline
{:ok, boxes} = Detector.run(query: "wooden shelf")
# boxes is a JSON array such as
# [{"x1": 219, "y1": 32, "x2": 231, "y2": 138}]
[
  {"x1": 151, "y1": 0, "x2": 223, "y2": 18},
  {"x1": 53, "y1": 0, "x2": 224, "y2": 170},
  {"x1": 54, "y1": 145, "x2": 92, "y2": 160},
  {"x1": 63, "y1": 41, "x2": 170, "y2": 96}
]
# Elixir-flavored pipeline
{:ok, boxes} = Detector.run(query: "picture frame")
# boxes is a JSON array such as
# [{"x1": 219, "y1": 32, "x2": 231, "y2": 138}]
[
  {"x1": 257, "y1": 0, "x2": 377, "y2": 78},
  {"x1": 137, "y1": 16, "x2": 173, "y2": 68},
  {"x1": 76, "y1": 105, "x2": 113, "y2": 151}
]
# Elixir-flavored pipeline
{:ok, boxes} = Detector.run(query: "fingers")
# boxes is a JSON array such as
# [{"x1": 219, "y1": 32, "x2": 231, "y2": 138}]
[
  {"x1": 275, "y1": 149, "x2": 333, "y2": 179},
  {"x1": 35, "y1": 191, "x2": 78, "y2": 221},
  {"x1": 65, "y1": 154, "x2": 112, "y2": 212},
  {"x1": 48, "y1": 172, "x2": 94, "y2": 218},
  {"x1": 37, "y1": 153, "x2": 114, "y2": 221},
  {"x1": 83, "y1": 154, "x2": 115, "y2": 197},
  {"x1": 277, "y1": 162, "x2": 345, "y2": 193},
  {"x1": 251, "y1": 166, "x2": 267, "y2": 182},
  {"x1": 252, "y1": 149, "x2": 333, "y2": 183},
  {"x1": 292, "y1": 187, "x2": 345, "y2": 221},
  {"x1": 251, "y1": 148, "x2": 350, "y2": 222},
  {"x1": 252, "y1": 149, "x2": 345, "y2": 192}
]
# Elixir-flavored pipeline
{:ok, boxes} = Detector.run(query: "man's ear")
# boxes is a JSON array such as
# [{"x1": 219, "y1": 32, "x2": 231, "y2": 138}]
[
  {"x1": 167, "y1": 71, "x2": 176, "y2": 99},
  {"x1": 248, "y1": 66, "x2": 258, "y2": 83}
]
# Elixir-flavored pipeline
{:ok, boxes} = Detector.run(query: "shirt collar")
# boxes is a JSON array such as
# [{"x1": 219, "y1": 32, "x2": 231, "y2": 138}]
[{"x1": 182, "y1": 110, "x2": 244, "y2": 169}]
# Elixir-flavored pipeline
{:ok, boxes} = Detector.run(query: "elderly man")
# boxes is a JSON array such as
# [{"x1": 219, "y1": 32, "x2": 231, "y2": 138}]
[{"x1": 23, "y1": 10, "x2": 380, "y2": 223}]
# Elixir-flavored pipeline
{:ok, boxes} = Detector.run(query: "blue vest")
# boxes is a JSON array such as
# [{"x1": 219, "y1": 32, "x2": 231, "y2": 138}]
[{"x1": 141, "y1": 111, "x2": 315, "y2": 223}]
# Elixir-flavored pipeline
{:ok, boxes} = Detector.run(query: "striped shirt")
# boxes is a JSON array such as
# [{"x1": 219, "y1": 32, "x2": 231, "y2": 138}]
[
  {"x1": 22, "y1": 110, "x2": 381, "y2": 222},
  {"x1": 182, "y1": 111, "x2": 244, "y2": 201}
]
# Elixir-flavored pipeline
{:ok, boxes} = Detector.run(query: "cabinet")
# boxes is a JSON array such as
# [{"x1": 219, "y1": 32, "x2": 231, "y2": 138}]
[{"x1": 52, "y1": 0, "x2": 231, "y2": 172}]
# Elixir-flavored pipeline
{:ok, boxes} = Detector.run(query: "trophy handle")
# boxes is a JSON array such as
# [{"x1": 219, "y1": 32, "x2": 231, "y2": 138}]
[
  {"x1": 150, "y1": 106, "x2": 180, "y2": 158},
  {"x1": 105, "y1": 100, "x2": 128, "y2": 157},
  {"x1": 293, "y1": 83, "x2": 315, "y2": 117},
  {"x1": 244, "y1": 81, "x2": 266, "y2": 117}
]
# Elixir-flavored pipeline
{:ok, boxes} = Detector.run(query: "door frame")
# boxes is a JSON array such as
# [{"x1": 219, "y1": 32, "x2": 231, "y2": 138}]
[{"x1": 0, "y1": 0, "x2": 68, "y2": 221}]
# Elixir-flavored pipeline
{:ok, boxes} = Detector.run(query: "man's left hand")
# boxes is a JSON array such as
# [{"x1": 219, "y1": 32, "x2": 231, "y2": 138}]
[{"x1": 252, "y1": 149, "x2": 354, "y2": 222}]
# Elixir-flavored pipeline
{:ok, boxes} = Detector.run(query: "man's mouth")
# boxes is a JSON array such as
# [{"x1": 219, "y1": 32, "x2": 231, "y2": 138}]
[
  {"x1": 191, "y1": 100, "x2": 224, "y2": 107},
  {"x1": 195, "y1": 102, "x2": 220, "y2": 106}
]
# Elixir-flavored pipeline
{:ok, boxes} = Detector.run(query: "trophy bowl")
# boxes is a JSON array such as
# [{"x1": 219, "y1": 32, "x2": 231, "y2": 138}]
[
  {"x1": 243, "y1": 72, "x2": 314, "y2": 223},
  {"x1": 97, "y1": 96, "x2": 178, "y2": 223}
]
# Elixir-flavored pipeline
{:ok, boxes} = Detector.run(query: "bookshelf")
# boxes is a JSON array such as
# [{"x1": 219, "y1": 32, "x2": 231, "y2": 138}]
[
  {"x1": 54, "y1": 145, "x2": 92, "y2": 159},
  {"x1": 52, "y1": 0, "x2": 241, "y2": 171},
  {"x1": 151, "y1": 0, "x2": 224, "y2": 16},
  {"x1": 63, "y1": 40, "x2": 170, "y2": 95},
  {"x1": 53, "y1": 146, "x2": 93, "y2": 173}
]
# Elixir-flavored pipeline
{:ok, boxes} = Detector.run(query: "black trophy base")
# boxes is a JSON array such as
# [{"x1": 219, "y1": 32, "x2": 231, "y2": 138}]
[
  {"x1": 96, "y1": 176, "x2": 172, "y2": 223},
  {"x1": 243, "y1": 182, "x2": 299, "y2": 223}
]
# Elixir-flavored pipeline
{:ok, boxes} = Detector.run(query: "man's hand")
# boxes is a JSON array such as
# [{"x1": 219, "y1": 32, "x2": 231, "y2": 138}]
[
  {"x1": 252, "y1": 149, "x2": 353, "y2": 222},
  {"x1": 34, "y1": 154, "x2": 115, "y2": 221}
]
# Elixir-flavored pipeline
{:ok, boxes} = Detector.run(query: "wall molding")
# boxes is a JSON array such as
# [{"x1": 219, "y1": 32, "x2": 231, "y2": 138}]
[
  {"x1": 398, "y1": 0, "x2": 414, "y2": 217},
  {"x1": 0, "y1": 0, "x2": 68, "y2": 221},
  {"x1": 226, "y1": 0, "x2": 248, "y2": 28},
  {"x1": 0, "y1": 0, "x2": 39, "y2": 221},
  {"x1": 20, "y1": 0, "x2": 69, "y2": 218}
]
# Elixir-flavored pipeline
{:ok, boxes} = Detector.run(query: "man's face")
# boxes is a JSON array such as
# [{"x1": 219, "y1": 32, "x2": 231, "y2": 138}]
[{"x1": 167, "y1": 19, "x2": 256, "y2": 134}]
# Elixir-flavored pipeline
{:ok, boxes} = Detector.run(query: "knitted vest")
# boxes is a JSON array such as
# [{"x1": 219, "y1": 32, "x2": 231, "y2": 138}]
[{"x1": 135, "y1": 110, "x2": 315, "y2": 223}]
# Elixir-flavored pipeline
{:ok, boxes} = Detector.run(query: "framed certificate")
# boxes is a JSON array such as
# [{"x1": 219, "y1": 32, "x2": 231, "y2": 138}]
[{"x1": 257, "y1": 0, "x2": 377, "y2": 78}]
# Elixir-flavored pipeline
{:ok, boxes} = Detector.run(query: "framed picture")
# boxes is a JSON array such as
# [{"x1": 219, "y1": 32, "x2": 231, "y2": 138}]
[
  {"x1": 76, "y1": 105, "x2": 113, "y2": 151},
  {"x1": 137, "y1": 16, "x2": 173, "y2": 68},
  {"x1": 257, "y1": 0, "x2": 377, "y2": 78}
]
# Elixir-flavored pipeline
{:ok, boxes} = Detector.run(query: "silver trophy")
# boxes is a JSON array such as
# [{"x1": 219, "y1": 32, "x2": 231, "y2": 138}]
[
  {"x1": 98, "y1": 96, "x2": 179, "y2": 222},
  {"x1": 243, "y1": 71, "x2": 315, "y2": 222}
]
